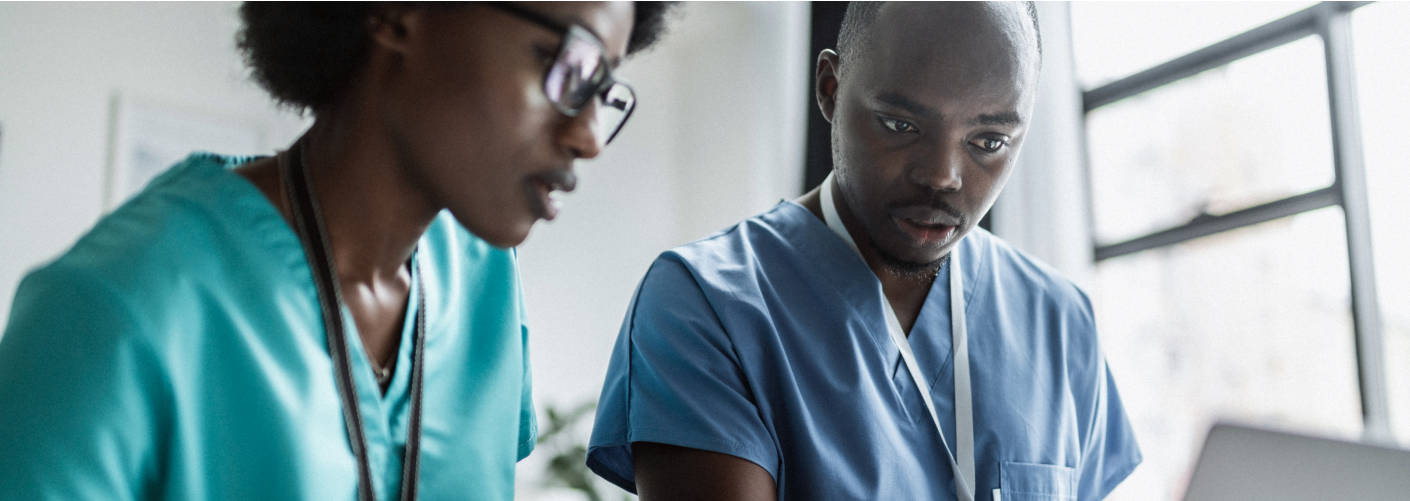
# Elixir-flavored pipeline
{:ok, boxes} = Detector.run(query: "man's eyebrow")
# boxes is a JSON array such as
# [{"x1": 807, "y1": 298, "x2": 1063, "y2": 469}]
[
  {"x1": 874, "y1": 92, "x2": 938, "y2": 120},
  {"x1": 873, "y1": 93, "x2": 1024, "y2": 127},
  {"x1": 969, "y1": 112, "x2": 1024, "y2": 127}
]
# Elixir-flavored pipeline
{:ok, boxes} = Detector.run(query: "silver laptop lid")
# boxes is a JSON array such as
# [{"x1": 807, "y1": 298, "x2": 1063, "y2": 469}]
[{"x1": 1183, "y1": 424, "x2": 1410, "y2": 501}]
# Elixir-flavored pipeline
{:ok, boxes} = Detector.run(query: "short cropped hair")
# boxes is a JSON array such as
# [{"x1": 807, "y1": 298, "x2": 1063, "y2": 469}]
[
  {"x1": 837, "y1": 1, "x2": 1041, "y2": 71},
  {"x1": 238, "y1": 2, "x2": 678, "y2": 111}
]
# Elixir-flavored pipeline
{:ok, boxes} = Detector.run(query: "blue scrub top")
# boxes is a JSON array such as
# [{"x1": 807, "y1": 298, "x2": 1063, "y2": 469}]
[
  {"x1": 588, "y1": 201, "x2": 1140, "y2": 501},
  {"x1": 0, "y1": 154, "x2": 536, "y2": 500}
]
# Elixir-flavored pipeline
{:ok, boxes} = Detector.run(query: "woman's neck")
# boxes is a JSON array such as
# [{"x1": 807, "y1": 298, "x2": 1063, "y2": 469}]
[
  {"x1": 299, "y1": 116, "x2": 440, "y2": 284},
  {"x1": 234, "y1": 103, "x2": 440, "y2": 371}
]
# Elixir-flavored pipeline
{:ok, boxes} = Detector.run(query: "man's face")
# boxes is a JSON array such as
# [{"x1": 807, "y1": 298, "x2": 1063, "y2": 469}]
[
  {"x1": 821, "y1": 2, "x2": 1039, "y2": 267},
  {"x1": 378, "y1": 2, "x2": 634, "y2": 248}
]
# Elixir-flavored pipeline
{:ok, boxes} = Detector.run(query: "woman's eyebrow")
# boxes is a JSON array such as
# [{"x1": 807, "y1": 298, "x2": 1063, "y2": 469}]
[
  {"x1": 555, "y1": 14, "x2": 621, "y2": 66},
  {"x1": 568, "y1": 17, "x2": 606, "y2": 45}
]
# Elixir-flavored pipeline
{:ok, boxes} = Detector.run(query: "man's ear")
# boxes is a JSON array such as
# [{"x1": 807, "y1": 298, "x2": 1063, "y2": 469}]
[
  {"x1": 815, "y1": 49, "x2": 841, "y2": 124},
  {"x1": 368, "y1": 5, "x2": 428, "y2": 56}
]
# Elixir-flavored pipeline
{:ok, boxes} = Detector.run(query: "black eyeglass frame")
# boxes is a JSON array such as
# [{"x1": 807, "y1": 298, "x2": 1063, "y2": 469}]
[{"x1": 485, "y1": 2, "x2": 637, "y2": 144}]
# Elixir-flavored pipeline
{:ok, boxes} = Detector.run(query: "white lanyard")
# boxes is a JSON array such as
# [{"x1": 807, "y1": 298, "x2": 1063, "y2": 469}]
[{"x1": 820, "y1": 172, "x2": 976, "y2": 501}]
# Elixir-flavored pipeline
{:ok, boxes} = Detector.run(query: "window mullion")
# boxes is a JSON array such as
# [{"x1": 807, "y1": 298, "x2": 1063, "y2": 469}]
[{"x1": 1320, "y1": 2, "x2": 1393, "y2": 444}]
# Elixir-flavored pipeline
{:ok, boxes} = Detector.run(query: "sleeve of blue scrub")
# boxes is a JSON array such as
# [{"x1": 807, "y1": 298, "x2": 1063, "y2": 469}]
[
  {"x1": 587, "y1": 254, "x2": 779, "y2": 493},
  {"x1": 1074, "y1": 292, "x2": 1142, "y2": 501},
  {"x1": 0, "y1": 264, "x2": 165, "y2": 500},
  {"x1": 1082, "y1": 363, "x2": 1141, "y2": 501}
]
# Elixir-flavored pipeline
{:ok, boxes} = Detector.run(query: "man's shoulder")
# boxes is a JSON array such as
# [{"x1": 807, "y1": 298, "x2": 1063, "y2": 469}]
[
  {"x1": 967, "y1": 230, "x2": 1104, "y2": 369},
  {"x1": 669, "y1": 201, "x2": 803, "y2": 256},
  {"x1": 970, "y1": 229, "x2": 1089, "y2": 304},
  {"x1": 651, "y1": 202, "x2": 816, "y2": 290}
]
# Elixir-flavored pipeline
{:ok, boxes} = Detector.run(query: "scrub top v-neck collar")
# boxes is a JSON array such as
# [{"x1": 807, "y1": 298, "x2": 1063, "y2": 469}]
[{"x1": 819, "y1": 172, "x2": 976, "y2": 501}]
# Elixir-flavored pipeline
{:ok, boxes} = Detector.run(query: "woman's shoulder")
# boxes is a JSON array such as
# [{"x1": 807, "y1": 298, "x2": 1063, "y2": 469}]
[
  {"x1": 420, "y1": 211, "x2": 517, "y2": 271},
  {"x1": 415, "y1": 212, "x2": 522, "y2": 319},
  {"x1": 23, "y1": 153, "x2": 305, "y2": 320}
]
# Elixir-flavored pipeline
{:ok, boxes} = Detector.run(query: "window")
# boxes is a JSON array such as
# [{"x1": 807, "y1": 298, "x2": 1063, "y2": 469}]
[
  {"x1": 1073, "y1": 2, "x2": 1404, "y2": 500},
  {"x1": 1352, "y1": 0, "x2": 1410, "y2": 446}
]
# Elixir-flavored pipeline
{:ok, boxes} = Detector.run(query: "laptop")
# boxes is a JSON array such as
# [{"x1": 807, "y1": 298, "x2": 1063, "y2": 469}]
[{"x1": 1183, "y1": 423, "x2": 1410, "y2": 501}]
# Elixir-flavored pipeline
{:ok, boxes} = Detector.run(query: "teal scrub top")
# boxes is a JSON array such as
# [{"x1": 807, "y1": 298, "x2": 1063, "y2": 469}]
[{"x1": 0, "y1": 154, "x2": 536, "y2": 500}]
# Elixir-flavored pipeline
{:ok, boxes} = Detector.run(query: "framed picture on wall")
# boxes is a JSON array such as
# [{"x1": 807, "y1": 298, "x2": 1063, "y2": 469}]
[{"x1": 104, "y1": 92, "x2": 268, "y2": 212}]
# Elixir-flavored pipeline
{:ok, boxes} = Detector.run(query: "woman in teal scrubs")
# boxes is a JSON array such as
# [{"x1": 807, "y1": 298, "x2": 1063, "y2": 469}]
[{"x1": 0, "y1": 3, "x2": 673, "y2": 500}]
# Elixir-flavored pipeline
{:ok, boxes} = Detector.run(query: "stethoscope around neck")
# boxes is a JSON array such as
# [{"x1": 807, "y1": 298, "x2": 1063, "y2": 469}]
[
  {"x1": 279, "y1": 138, "x2": 427, "y2": 501},
  {"x1": 819, "y1": 172, "x2": 977, "y2": 501}
]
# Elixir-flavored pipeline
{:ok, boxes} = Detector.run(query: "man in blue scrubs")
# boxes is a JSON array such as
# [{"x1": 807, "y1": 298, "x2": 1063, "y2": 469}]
[{"x1": 588, "y1": 3, "x2": 1140, "y2": 500}]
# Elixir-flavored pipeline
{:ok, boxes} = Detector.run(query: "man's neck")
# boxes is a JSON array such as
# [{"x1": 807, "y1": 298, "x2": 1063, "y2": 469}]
[{"x1": 795, "y1": 183, "x2": 939, "y2": 334}]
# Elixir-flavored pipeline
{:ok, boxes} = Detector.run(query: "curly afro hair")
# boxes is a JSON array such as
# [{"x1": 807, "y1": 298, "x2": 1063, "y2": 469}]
[{"x1": 237, "y1": 2, "x2": 679, "y2": 112}]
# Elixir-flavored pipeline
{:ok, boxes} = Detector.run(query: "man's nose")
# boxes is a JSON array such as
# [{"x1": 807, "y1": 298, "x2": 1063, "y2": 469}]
[
  {"x1": 909, "y1": 142, "x2": 964, "y2": 192},
  {"x1": 556, "y1": 102, "x2": 604, "y2": 160}
]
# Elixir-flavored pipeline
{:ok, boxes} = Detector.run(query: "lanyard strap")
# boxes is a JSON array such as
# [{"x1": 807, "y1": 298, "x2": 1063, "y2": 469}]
[
  {"x1": 820, "y1": 173, "x2": 975, "y2": 501},
  {"x1": 280, "y1": 139, "x2": 425, "y2": 501}
]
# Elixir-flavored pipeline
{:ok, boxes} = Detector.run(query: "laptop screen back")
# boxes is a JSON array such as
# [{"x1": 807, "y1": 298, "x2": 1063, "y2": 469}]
[{"x1": 1183, "y1": 424, "x2": 1410, "y2": 501}]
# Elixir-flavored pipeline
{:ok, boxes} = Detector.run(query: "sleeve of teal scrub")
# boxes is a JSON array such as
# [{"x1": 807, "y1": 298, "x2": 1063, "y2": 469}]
[
  {"x1": 513, "y1": 249, "x2": 537, "y2": 462},
  {"x1": 516, "y1": 321, "x2": 536, "y2": 461},
  {"x1": 0, "y1": 264, "x2": 167, "y2": 500}
]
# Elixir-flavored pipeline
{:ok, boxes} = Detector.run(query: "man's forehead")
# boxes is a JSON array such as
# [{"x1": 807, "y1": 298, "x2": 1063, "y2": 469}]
[
  {"x1": 874, "y1": 2, "x2": 1033, "y2": 47},
  {"x1": 849, "y1": 2, "x2": 1038, "y2": 115}
]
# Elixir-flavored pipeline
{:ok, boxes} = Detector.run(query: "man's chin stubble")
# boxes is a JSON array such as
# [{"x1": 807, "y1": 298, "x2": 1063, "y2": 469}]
[{"x1": 876, "y1": 245, "x2": 949, "y2": 282}]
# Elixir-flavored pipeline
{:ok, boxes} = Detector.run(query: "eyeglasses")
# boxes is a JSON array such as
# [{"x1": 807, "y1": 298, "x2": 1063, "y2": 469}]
[{"x1": 486, "y1": 2, "x2": 637, "y2": 146}]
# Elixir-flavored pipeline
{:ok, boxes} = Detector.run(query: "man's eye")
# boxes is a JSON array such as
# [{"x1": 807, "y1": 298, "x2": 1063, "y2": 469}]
[
  {"x1": 879, "y1": 117, "x2": 918, "y2": 133},
  {"x1": 970, "y1": 137, "x2": 1007, "y2": 152}
]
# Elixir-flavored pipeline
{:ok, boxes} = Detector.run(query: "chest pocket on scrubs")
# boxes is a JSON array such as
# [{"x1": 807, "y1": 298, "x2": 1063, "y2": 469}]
[{"x1": 999, "y1": 461, "x2": 1077, "y2": 501}]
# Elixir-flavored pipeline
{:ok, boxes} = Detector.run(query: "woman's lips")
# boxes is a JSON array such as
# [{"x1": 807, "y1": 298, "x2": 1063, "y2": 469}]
[
  {"x1": 530, "y1": 179, "x2": 560, "y2": 221},
  {"x1": 895, "y1": 216, "x2": 956, "y2": 245},
  {"x1": 526, "y1": 169, "x2": 577, "y2": 222}
]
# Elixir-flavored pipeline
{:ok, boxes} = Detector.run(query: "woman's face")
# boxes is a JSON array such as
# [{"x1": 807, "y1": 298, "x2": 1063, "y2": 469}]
[{"x1": 375, "y1": 2, "x2": 635, "y2": 248}]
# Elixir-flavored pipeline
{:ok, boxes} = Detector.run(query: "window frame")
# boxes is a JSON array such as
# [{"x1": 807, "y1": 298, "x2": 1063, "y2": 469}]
[{"x1": 1079, "y1": 1, "x2": 1392, "y2": 443}]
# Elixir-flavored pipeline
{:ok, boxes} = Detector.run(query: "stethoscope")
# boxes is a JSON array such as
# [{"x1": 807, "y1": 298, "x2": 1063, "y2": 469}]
[
  {"x1": 820, "y1": 172, "x2": 977, "y2": 501},
  {"x1": 280, "y1": 138, "x2": 425, "y2": 501}
]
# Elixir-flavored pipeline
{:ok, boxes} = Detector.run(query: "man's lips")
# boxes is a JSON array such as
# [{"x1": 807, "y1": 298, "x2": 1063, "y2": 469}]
[
  {"x1": 890, "y1": 205, "x2": 962, "y2": 227},
  {"x1": 888, "y1": 205, "x2": 963, "y2": 245},
  {"x1": 894, "y1": 216, "x2": 957, "y2": 245}
]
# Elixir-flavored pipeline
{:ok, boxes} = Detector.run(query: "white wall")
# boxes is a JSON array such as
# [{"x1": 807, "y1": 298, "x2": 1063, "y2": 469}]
[
  {"x1": 990, "y1": 2, "x2": 1096, "y2": 287},
  {"x1": 516, "y1": 0, "x2": 809, "y2": 413},
  {"x1": 0, "y1": 2, "x2": 310, "y2": 322},
  {"x1": 513, "y1": 3, "x2": 809, "y2": 498}
]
